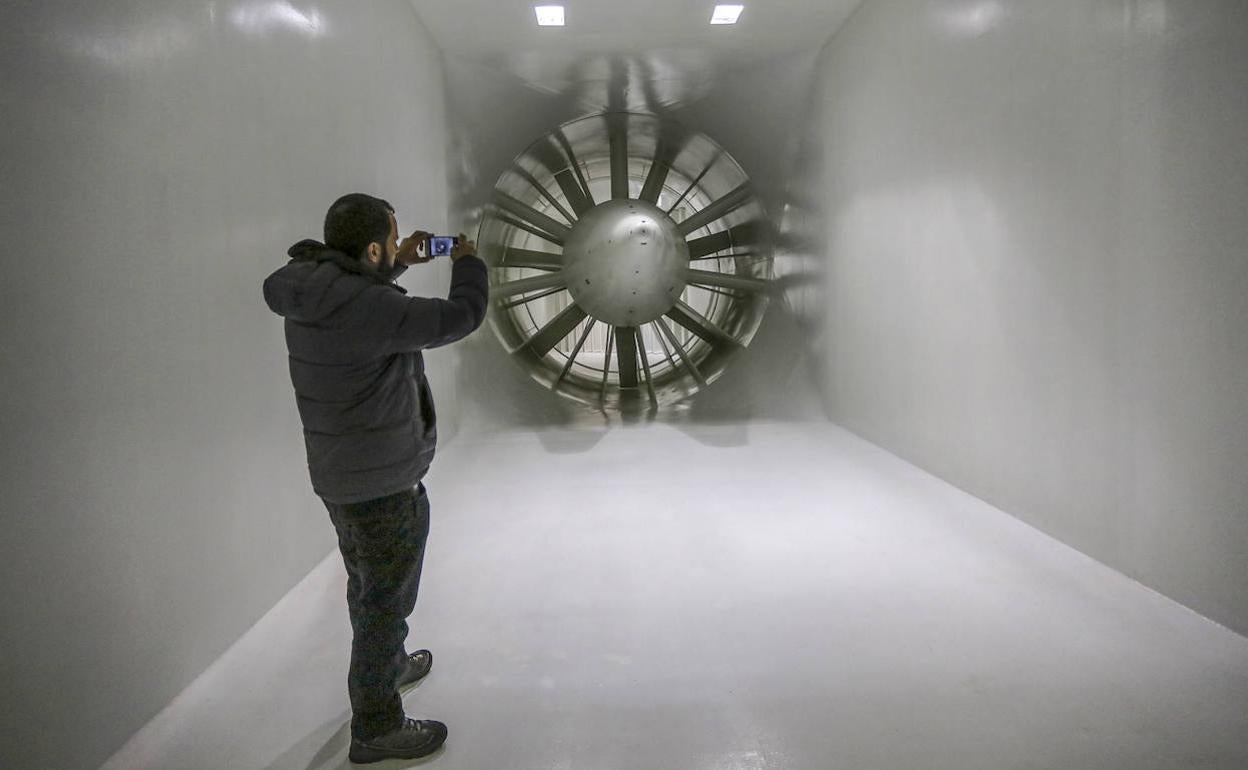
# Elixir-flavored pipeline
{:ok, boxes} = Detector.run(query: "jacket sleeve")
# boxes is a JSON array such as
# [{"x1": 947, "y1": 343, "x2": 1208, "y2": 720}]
[{"x1": 364, "y1": 255, "x2": 490, "y2": 354}]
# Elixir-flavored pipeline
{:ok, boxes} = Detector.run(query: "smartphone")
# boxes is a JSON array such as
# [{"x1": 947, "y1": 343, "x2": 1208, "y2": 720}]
[{"x1": 427, "y1": 235, "x2": 459, "y2": 257}]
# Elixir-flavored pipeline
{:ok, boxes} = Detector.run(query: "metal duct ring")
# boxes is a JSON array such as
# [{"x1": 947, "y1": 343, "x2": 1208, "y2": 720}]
[{"x1": 479, "y1": 112, "x2": 772, "y2": 411}]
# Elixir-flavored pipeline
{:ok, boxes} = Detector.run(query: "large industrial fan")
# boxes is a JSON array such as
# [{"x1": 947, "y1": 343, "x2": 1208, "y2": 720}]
[{"x1": 479, "y1": 112, "x2": 772, "y2": 411}]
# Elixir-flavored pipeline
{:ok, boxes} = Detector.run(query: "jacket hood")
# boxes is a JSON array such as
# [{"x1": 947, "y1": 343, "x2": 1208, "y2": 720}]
[{"x1": 263, "y1": 239, "x2": 405, "y2": 323}]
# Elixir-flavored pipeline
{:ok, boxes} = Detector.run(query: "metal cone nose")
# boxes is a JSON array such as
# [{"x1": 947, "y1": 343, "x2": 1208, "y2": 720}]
[{"x1": 562, "y1": 199, "x2": 689, "y2": 327}]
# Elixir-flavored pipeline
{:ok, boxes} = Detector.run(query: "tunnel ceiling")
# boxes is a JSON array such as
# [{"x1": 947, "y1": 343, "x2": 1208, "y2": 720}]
[{"x1": 410, "y1": 0, "x2": 863, "y2": 109}]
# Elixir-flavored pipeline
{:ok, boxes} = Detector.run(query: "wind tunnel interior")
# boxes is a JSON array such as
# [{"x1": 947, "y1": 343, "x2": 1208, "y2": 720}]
[
  {"x1": 2, "y1": 2, "x2": 1247, "y2": 770},
  {"x1": 441, "y1": 49, "x2": 831, "y2": 430}
]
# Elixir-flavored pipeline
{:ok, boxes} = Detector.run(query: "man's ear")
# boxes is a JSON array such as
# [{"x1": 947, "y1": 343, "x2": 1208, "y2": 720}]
[{"x1": 364, "y1": 242, "x2": 382, "y2": 265}]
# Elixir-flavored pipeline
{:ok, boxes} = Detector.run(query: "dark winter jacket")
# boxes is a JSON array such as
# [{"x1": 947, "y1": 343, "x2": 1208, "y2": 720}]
[{"x1": 262, "y1": 239, "x2": 489, "y2": 503}]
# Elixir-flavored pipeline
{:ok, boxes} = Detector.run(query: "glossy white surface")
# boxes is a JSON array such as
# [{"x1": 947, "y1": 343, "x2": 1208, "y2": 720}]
[
  {"x1": 793, "y1": 0, "x2": 1248, "y2": 635},
  {"x1": 0, "y1": 2, "x2": 452, "y2": 769},
  {"x1": 102, "y1": 421, "x2": 1248, "y2": 770}
]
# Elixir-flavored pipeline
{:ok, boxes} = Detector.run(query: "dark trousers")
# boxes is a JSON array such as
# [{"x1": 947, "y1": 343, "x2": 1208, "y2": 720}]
[{"x1": 323, "y1": 483, "x2": 430, "y2": 741}]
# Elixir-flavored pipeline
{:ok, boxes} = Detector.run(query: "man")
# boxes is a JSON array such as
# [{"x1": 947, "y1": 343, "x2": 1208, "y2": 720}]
[{"x1": 262, "y1": 193, "x2": 489, "y2": 764}]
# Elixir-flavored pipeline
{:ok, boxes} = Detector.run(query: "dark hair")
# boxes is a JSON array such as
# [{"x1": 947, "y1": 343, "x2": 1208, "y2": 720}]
[{"x1": 323, "y1": 193, "x2": 394, "y2": 259}]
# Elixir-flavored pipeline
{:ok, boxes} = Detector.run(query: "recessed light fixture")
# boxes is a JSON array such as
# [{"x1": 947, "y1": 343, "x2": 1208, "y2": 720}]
[
  {"x1": 535, "y1": 5, "x2": 565, "y2": 26},
  {"x1": 711, "y1": 4, "x2": 744, "y2": 24}
]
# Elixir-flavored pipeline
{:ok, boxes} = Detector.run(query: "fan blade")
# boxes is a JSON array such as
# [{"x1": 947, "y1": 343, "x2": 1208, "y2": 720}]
[
  {"x1": 524, "y1": 303, "x2": 589, "y2": 357},
  {"x1": 552, "y1": 318, "x2": 597, "y2": 388},
  {"x1": 555, "y1": 170, "x2": 593, "y2": 215},
  {"x1": 654, "y1": 317, "x2": 706, "y2": 387},
  {"x1": 500, "y1": 248, "x2": 563, "y2": 271},
  {"x1": 494, "y1": 192, "x2": 571, "y2": 243},
  {"x1": 686, "y1": 268, "x2": 769, "y2": 294},
  {"x1": 532, "y1": 136, "x2": 593, "y2": 216},
  {"x1": 676, "y1": 183, "x2": 752, "y2": 236},
  {"x1": 686, "y1": 230, "x2": 732, "y2": 259},
  {"x1": 615, "y1": 325, "x2": 639, "y2": 388},
  {"x1": 513, "y1": 165, "x2": 576, "y2": 224},
  {"x1": 639, "y1": 134, "x2": 681, "y2": 204},
  {"x1": 666, "y1": 150, "x2": 722, "y2": 216},
  {"x1": 650, "y1": 320, "x2": 679, "y2": 371},
  {"x1": 608, "y1": 113, "x2": 629, "y2": 200},
  {"x1": 600, "y1": 325, "x2": 616, "y2": 399},
  {"x1": 492, "y1": 213, "x2": 565, "y2": 247},
  {"x1": 686, "y1": 222, "x2": 759, "y2": 259},
  {"x1": 634, "y1": 326, "x2": 657, "y2": 401},
  {"x1": 665, "y1": 300, "x2": 742, "y2": 349},
  {"x1": 494, "y1": 272, "x2": 567, "y2": 299},
  {"x1": 638, "y1": 160, "x2": 669, "y2": 206},
  {"x1": 500, "y1": 285, "x2": 565, "y2": 311},
  {"x1": 554, "y1": 130, "x2": 595, "y2": 210}
]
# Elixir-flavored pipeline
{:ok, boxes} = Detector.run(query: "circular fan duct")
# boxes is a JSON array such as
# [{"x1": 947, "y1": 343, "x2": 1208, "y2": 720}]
[{"x1": 480, "y1": 112, "x2": 772, "y2": 411}]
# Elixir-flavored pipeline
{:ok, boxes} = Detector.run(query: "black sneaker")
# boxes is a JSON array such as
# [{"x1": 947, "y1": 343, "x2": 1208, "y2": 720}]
[
  {"x1": 349, "y1": 718, "x2": 448, "y2": 764},
  {"x1": 397, "y1": 649, "x2": 433, "y2": 693}
]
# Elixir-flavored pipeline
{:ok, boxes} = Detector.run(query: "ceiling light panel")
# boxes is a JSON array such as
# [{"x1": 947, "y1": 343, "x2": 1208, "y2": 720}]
[
  {"x1": 711, "y1": 4, "x2": 744, "y2": 24},
  {"x1": 535, "y1": 5, "x2": 565, "y2": 26}
]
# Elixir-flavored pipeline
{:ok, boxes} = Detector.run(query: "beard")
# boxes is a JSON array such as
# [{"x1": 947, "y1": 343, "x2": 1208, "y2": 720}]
[
  {"x1": 376, "y1": 258, "x2": 400, "y2": 281},
  {"x1": 369, "y1": 247, "x2": 400, "y2": 281}
]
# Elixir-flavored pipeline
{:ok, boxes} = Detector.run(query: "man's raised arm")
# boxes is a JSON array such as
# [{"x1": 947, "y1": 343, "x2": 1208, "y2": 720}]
[{"x1": 366, "y1": 237, "x2": 490, "y2": 353}]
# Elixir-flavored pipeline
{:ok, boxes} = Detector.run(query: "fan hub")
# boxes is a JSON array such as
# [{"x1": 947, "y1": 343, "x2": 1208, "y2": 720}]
[{"x1": 562, "y1": 199, "x2": 689, "y2": 326}]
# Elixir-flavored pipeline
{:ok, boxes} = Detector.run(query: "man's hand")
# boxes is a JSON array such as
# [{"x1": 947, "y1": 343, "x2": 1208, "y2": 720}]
[
  {"x1": 396, "y1": 230, "x2": 433, "y2": 266},
  {"x1": 450, "y1": 233, "x2": 477, "y2": 262}
]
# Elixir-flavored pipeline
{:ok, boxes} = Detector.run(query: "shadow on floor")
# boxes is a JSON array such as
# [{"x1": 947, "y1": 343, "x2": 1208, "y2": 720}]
[{"x1": 260, "y1": 714, "x2": 351, "y2": 770}]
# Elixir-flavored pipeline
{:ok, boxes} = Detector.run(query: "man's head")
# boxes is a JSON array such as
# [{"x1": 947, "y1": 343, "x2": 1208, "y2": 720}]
[{"x1": 323, "y1": 193, "x2": 399, "y2": 274}]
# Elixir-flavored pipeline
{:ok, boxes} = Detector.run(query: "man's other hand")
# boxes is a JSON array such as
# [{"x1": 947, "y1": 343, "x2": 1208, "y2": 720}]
[
  {"x1": 450, "y1": 234, "x2": 477, "y2": 262},
  {"x1": 397, "y1": 230, "x2": 433, "y2": 266}
]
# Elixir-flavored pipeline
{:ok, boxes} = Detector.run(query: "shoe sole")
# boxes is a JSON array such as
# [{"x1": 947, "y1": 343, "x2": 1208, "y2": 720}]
[{"x1": 348, "y1": 737, "x2": 446, "y2": 765}]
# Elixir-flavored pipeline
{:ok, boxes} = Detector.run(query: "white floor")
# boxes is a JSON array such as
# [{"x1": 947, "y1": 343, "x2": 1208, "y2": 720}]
[{"x1": 102, "y1": 420, "x2": 1248, "y2": 770}]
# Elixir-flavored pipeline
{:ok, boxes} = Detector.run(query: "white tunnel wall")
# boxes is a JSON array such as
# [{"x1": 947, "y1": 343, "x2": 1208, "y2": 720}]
[
  {"x1": 791, "y1": 0, "x2": 1248, "y2": 635},
  {"x1": 0, "y1": 2, "x2": 453, "y2": 769}
]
